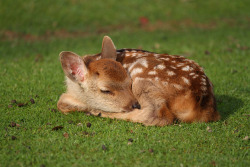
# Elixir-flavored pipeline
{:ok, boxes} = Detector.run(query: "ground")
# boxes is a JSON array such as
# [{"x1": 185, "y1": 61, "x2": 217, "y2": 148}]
[{"x1": 0, "y1": 0, "x2": 249, "y2": 166}]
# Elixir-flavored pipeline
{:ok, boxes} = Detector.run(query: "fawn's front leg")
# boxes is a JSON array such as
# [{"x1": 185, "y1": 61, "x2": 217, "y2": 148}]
[{"x1": 57, "y1": 93, "x2": 88, "y2": 114}]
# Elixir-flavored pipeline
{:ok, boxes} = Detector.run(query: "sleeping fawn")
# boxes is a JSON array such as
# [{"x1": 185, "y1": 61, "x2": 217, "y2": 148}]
[{"x1": 57, "y1": 36, "x2": 220, "y2": 126}]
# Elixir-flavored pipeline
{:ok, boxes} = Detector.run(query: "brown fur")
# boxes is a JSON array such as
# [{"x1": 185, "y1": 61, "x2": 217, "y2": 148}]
[
  {"x1": 88, "y1": 59, "x2": 128, "y2": 82},
  {"x1": 57, "y1": 36, "x2": 220, "y2": 126}
]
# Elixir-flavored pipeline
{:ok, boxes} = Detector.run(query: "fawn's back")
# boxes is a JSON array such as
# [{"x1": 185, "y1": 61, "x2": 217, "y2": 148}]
[{"x1": 57, "y1": 36, "x2": 220, "y2": 126}]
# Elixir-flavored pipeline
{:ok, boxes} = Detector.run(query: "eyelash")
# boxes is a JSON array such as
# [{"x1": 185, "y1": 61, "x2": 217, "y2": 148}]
[{"x1": 100, "y1": 89, "x2": 112, "y2": 94}]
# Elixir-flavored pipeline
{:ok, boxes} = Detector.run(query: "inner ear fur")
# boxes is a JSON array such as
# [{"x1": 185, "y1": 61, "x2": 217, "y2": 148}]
[
  {"x1": 101, "y1": 36, "x2": 117, "y2": 60},
  {"x1": 60, "y1": 51, "x2": 88, "y2": 83}
]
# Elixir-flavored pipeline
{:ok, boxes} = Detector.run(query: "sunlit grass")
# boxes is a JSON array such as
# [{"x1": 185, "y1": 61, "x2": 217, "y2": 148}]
[{"x1": 0, "y1": 0, "x2": 249, "y2": 166}]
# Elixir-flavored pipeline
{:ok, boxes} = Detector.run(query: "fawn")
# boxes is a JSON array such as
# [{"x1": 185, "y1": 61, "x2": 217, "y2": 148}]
[{"x1": 57, "y1": 36, "x2": 220, "y2": 126}]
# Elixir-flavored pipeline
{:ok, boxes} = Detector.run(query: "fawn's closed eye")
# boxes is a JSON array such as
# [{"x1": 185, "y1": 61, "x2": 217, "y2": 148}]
[{"x1": 100, "y1": 89, "x2": 112, "y2": 94}]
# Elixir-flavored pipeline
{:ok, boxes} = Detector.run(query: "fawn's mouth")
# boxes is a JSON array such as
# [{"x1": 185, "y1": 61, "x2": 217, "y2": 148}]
[
  {"x1": 121, "y1": 109, "x2": 133, "y2": 113},
  {"x1": 121, "y1": 108, "x2": 140, "y2": 113}
]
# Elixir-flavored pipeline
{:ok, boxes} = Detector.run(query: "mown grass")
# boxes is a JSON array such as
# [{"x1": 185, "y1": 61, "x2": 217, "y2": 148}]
[{"x1": 0, "y1": 0, "x2": 249, "y2": 167}]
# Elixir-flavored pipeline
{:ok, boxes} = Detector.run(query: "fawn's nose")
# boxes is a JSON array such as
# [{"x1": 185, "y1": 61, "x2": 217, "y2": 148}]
[{"x1": 132, "y1": 102, "x2": 141, "y2": 109}]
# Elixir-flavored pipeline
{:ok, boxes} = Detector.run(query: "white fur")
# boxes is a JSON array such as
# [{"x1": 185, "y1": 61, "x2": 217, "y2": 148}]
[
  {"x1": 154, "y1": 64, "x2": 166, "y2": 70},
  {"x1": 167, "y1": 71, "x2": 175, "y2": 76},
  {"x1": 130, "y1": 68, "x2": 143, "y2": 77},
  {"x1": 182, "y1": 77, "x2": 190, "y2": 85},
  {"x1": 148, "y1": 70, "x2": 157, "y2": 75},
  {"x1": 182, "y1": 66, "x2": 190, "y2": 71},
  {"x1": 128, "y1": 58, "x2": 148, "y2": 72}
]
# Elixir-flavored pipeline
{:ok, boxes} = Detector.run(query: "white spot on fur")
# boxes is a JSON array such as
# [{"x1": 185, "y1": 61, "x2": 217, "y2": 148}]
[
  {"x1": 171, "y1": 60, "x2": 176, "y2": 63},
  {"x1": 182, "y1": 77, "x2": 190, "y2": 85},
  {"x1": 183, "y1": 59, "x2": 191, "y2": 62},
  {"x1": 123, "y1": 63, "x2": 131, "y2": 68},
  {"x1": 148, "y1": 70, "x2": 157, "y2": 75},
  {"x1": 130, "y1": 68, "x2": 143, "y2": 77},
  {"x1": 176, "y1": 63, "x2": 185, "y2": 67},
  {"x1": 167, "y1": 71, "x2": 175, "y2": 76},
  {"x1": 201, "y1": 86, "x2": 207, "y2": 91},
  {"x1": 140, "y1": 58, "x2": 148, "y2": 68},
  {"x1": 170, "y1": 66, "x2": 177, "y2": 69},
  {"x1": 131, "y1": 53, "x2": 137, "y2": 57},
  {"x1": 189, "y1": 73, "x2": 195, "y2": 76},
  {"x1": 182, "y1": 66, "x2": 190, "y2": 71},
  {"x1": 201, "y1": 81, "x2": 207, "y2": 85},
  {"x1": 172, "y1": 83, "x2": 183, "y2": 90},
  {"x1": 155, "y1": 77, "x2": 160, "y2": 81},
  {"x1": 193, "y1": 75, "x2": 199, "y2": 79},
  {"x1": 96, "y1": 56, "x2": 101, "y2": 60},
  {"x1": 154, "y1": 64, "x2": 166, "y2": 70},
  {"x1": 125, "y1": 53, "x2": 131, "y2": 57},
  {"x1": 154, "y1": 54, "x2": 161, "y2": 58},
  {"x1": 159, "y1": 57, "x2": 170, "y2": 61},
  {"x1": 131, "y1": 50, "x2": 137, "y2": 53},
  {"x1": 128, "y1": 58, "x2": 148, "y2": 72},
  {"x1": 201, "y1": 78, "x2": 206, "y2": 82},
  {"x1": 136, "y1": 53, "x2": 143, "y2": 58}
]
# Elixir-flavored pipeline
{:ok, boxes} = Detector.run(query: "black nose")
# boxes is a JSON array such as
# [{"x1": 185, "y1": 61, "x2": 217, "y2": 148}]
[{"x1": 132, "y1": 102, "x2": 141, "y2": 109}]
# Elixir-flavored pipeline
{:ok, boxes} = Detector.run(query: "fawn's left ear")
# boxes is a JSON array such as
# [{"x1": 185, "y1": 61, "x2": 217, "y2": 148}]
[
  {"x1": 60, "y1": 51, "x2": 88, "y2": 83},
  {"x1": 101, "y1": 36, "x2": 117, "y2": 60}
]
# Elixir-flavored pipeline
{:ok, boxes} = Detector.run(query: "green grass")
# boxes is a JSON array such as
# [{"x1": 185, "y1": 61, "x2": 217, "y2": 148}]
[{"x1": 0, "y1": 0, "x2": 249, "y2": 166}]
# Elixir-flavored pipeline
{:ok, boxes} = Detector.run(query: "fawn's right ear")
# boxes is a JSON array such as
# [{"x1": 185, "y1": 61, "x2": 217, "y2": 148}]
[
  {"x1": 60, "y1": 51, "x2": 88, "y2": 83},
  {"x1": 101, "y1": 36, "x2": 117, "y2": 60}
]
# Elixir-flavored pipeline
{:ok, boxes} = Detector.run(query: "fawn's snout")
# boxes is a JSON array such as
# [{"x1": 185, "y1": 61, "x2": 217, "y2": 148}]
[
  {"x1": 116, "y1": 87, "x2": 140, "y2": 112},
  {"x1": 123, "y1": 98, "x2": 141, "y2": 112}
]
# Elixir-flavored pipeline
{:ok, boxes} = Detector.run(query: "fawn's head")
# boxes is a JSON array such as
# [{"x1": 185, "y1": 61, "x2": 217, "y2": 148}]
[{"x1": 60, "y1": 36, "x2": 140, "y2": 113}]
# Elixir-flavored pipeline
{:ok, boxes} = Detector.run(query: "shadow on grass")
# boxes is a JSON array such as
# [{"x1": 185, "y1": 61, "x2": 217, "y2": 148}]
[{"x1": 216, "y1": 94, "x2": 244, "y2": 120}]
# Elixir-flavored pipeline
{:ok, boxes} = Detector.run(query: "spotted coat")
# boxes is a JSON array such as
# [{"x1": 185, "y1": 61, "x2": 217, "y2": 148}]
[{"x1": 94, "y1": 49, "x2": 210, "y2": 96}]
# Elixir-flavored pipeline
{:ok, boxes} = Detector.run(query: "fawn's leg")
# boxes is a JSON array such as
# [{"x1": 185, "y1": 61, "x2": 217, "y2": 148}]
[
  {"x1": 90, "y1": 87, "x2": 175, "y2": 126},
  {"x1": 119, "y1": 79, "x2": 175, "y2": 126},
  {"x1": 57, "y1": 93, "x2": 88, "y2": 114}
]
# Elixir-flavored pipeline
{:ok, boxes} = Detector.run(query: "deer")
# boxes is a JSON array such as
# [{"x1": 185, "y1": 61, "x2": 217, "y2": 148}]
[{"x1": 57, "y1": 36, "x2": 220, "y2": 126}]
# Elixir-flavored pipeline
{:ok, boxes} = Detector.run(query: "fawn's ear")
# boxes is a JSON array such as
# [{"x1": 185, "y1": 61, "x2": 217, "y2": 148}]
[
  {"x1": 101, "y1": 36, "x2": 117, "y2": 60},
  {"x1": 60, "y1": 51, "x2": 88, "y2": 83}
]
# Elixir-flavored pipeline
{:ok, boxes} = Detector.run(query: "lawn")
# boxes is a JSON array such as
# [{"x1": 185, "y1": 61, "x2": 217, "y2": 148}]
[{"x1": 0, "y1": 0, "x2": 249, "y2": 166}]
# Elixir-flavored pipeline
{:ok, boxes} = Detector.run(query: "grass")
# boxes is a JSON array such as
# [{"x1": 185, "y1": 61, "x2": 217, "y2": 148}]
[{"x1": 0, "y1": 0, "x2": 249, "y2": 166}]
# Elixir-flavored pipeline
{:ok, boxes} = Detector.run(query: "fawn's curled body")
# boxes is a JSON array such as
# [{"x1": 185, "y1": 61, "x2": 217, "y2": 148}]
[{"x1": 57, "y1": 36, "x2": 220, "y2": 126}]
